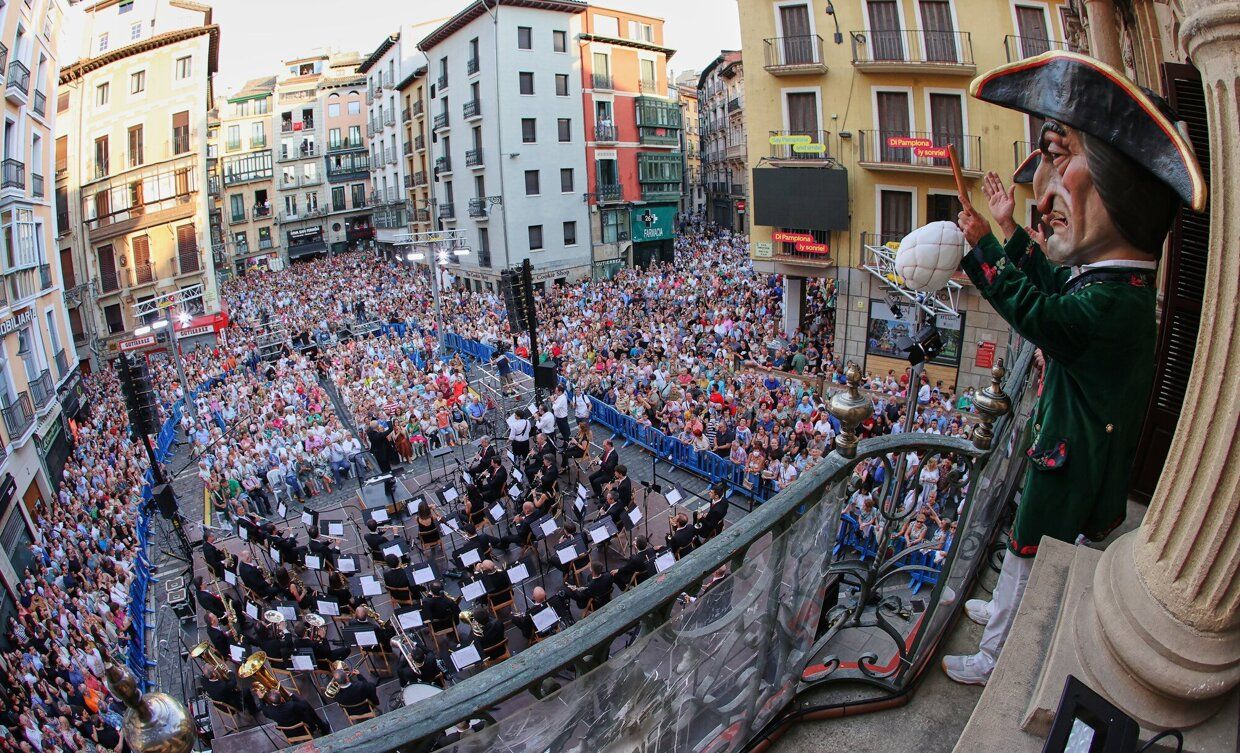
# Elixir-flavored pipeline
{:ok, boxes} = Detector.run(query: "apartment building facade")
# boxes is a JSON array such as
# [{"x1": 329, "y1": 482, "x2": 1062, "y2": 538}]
[
  {"x1": 417, "y1": 0, "x2": 593, "y2": 289},
  {"x1": 319, "y1": 56, "x2": 374, "y2": 254},
  {"x1": 698, "y1": 50, "x2": 747, "y2": 233},
  {"x1": 676, "y1": 75, "x2": 703, "y2": 215},
  {"x1": 397, "y1": 65, "x2": 433, "y2": 238},
  {"x1": 57, "y1": 0, "x2": 220, "y2": 351},
  {"x1": 580, "y1": 6, "x2": 680, "y2": 278},
  {"x1": 209, "y1": 76, "x2": 277, "y2": 274},
  {"x1": 1, "y1": 0, "x2": 83, "y2": 621},
  {"x1": 360, "y1": 30, "x2": 423, "y2": 256},
  {"x1": 738, "y1": 0, "x2": 1069, "y2": 391}
]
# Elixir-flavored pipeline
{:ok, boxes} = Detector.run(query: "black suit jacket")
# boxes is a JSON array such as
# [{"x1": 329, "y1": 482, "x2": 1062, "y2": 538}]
[
  {"x1": 482, "y1": 466, "x2": 508, "y2": 499},
  {"x1": 582, "y1": 572, "x2": 615, "y2": 607},
  {"x1": 333, "y1": 679, "x2": 379, "y2": 712},
  {"x1": 614, "y1": 477, "x2": 633, "y2": 507},
  {"x1": 668, "y1": 525, "x2": 696, "y2": 559},
  {"x1": 202, "y1": 676, "x2": 244, "y2": 710},
  {"x1": 203, "y1": 541, "x2": 226, "y2": 574},
  {"x1": 196, "y1": 588, "x2": 226, "y2": 619},
  {"x1": 598, "y1": 449, "x2": 618, "y2": 476},
  {"x1": 615, "y1": 548, "x2": 656, "y2": 586},
  {"x1": 700, "y1": 498, "x2": 728, "y2": 533},
  {"x1": 207, "y1": 625, "x2": 232, "y2": 655},
  {"x1": 422, "y1": 594, "x2": 458, "y2": 630},
  {"x1": 468, "y1": 445, "x2": 497, "y2": 476},
  {"x1": 261, "y1": 696, "x2": 325, "y2": 732}
]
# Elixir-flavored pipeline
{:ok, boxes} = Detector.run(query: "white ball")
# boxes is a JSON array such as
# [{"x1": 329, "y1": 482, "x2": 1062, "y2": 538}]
[{"x1": 893, "y1": 221, "x2": 967, "y2": 292}]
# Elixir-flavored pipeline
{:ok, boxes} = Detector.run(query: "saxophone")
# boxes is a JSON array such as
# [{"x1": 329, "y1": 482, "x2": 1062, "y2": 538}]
[{"x1": 223, "y1": 597, "x2": 241, "y2": 641}]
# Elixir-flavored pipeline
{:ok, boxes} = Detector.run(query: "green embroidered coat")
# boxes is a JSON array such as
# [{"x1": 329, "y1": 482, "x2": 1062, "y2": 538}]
[{"x1": 961, "y1": 229, "x2": 1156, "y2": 557}]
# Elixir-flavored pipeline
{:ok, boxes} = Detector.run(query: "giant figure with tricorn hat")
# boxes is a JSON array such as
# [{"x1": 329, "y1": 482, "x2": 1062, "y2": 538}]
[{"x1": 941, "y1": 50, "x2": 1207, "y2": 686}]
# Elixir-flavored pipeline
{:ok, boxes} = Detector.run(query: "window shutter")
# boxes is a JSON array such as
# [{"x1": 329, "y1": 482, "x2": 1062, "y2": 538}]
[
  {"x1": 1130, "y1": 63, "x2": 1211, "y2": 501},
  {"x1": 97, "y1": 245, "x2": 118, "y2": 292},
  {"x1": 132, "y1": 236, "x2": 151, "y2": 283},
  {"x1": 176, "y1": 225, "x2": 199, "y2": 274}
]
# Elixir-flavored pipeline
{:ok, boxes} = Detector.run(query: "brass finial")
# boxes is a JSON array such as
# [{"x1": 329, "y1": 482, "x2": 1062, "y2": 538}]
[
  {"x1": 103, "y1": 659, "x2": 196, "y2": 753},
  {"x1": 971, "y1": 360, "x2": 1012, "y2": 450},
  {"x1": 828, "y1": 362, "x2": 873, "y2": 459}
]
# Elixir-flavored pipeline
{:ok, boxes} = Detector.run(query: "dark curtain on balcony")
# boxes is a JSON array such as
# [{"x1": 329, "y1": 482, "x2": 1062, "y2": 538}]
[
  {"x1": 1016, "y1": 6, "x2": 1051, "y2": 57},
  {"x1": 919, "y1": 0, "x2": 958, "y2": 62},
  {"x1": 876, "y1": 91, "x2": 910, "y2": 162},
  {"x1": 927, "y1": 193, "x2": 963, "y2": 224},
  {"x1": 786, "y1": 92, "x2": 819, "y2": 159},
  {"x1": 929, "y1": 93, "x2": 965, "y2": 167},
  {"x1": 867, "y1": 0, "x2": 904, "y2": 61},
  {"x1": 779, "y1": 4, "x2": 813, "y2": 64}
]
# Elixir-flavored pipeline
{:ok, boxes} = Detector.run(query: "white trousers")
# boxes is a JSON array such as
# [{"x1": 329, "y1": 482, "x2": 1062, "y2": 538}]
[{"x1": 977, "y1": 550, "x2": 1035, "y2": 671}]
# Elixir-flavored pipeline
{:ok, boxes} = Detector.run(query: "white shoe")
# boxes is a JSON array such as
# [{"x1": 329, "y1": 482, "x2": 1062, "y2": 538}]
[
  {"x1": 939, "y1": 585, "x2": 957, "y2": 606},
  {"x1": 965, "y1": 598, "x2": 992, "y2": 626},
  {"x1": 941, "y1": 652, "x2": 992, "y2": 686}
]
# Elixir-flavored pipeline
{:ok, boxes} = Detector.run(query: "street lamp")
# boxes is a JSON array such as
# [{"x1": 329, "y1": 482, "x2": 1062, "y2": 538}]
[{"x1": 395, "y1": 230, "x2": 470, "y2": 354}]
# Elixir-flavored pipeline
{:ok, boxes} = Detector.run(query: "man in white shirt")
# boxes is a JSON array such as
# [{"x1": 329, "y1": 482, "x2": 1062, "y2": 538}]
[
  {"x1": 535, "y1": 405, "x2": 556, "y2": 440},
  {"x1": 551, "y1": 385, "x2": 571, "y2": 447}
]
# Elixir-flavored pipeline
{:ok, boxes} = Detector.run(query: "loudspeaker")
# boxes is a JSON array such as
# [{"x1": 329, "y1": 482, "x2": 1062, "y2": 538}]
[
  {"x1": 152, "y1": 483, "x2": 178, "y2": 520},
  {"x1": 534, "y1": 363, "x2": 558, "y2": 390}
]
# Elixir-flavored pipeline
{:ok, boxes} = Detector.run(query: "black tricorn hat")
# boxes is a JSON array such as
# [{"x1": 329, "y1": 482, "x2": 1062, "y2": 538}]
[
  {"x1": 971, "y1": 51, "x2": 1206, "y2": 212},
  {"x1": 1013, "y1": 148, "x2": 1040, "y2": 185}
]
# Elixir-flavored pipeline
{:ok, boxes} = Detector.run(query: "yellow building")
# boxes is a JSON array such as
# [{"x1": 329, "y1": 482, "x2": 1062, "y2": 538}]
[
  {"x1": 738, "y1": 0, "x2": 1070, "y2": 391},
  {"x1": 209, "y1": 76, "x2": 277, "y2": 274},
  {"x1": 0, "y1": 0, "x2": 83, "y2": 612},
  {"x1": 397, "y1": 65, "x2": 432, "y2": 236},
  {"x1": 57, "y1": 0, "x2": 220, "y2": 347}
]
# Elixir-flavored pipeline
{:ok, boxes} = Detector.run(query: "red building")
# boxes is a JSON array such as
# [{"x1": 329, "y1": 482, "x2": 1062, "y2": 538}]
[{"x1": 579, "y1": 6, "x2": 682, "y2": 276}]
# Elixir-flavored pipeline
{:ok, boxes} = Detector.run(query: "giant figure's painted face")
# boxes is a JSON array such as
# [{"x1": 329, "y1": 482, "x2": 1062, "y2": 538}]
[{"x1": 1035, "y1": 121, "x2": 1119, "y2": 267}]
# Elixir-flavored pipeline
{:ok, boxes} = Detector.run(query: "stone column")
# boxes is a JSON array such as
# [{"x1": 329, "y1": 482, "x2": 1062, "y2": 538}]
[
  {"x1": 1073, "y1": 0, "x2": 1240, "y2": 730},
  {"x1": 1083, "y1": 0, "x2": 1124, "y2": 68}
]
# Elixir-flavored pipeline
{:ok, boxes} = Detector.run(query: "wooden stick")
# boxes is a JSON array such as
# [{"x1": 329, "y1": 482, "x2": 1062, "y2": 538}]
[{"x1": 948, "y1": 144, "x2": 973, "y2": 212}]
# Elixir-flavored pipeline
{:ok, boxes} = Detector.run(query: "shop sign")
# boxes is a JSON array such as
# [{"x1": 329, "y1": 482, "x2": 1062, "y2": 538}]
[{"x1": 0, "y1": 309, "x2": 34, "y2": 337}]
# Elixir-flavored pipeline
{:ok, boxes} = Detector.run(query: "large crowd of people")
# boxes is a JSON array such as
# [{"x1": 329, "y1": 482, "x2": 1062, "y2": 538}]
[{"x1": 0, "y1": 220, "x2": 981, "y2": 748}]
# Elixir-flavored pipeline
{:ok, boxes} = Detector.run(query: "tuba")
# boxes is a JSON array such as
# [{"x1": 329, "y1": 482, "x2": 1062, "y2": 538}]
[
  {"x1": 189, "y1": 640, "x2": 231, "y2": 673},
  {"x1": 238, "y1": 651, "x2": 289, "y2": 699},
  {"x1": 322, "y1": 660, "x2": 349, "y2": 699}
]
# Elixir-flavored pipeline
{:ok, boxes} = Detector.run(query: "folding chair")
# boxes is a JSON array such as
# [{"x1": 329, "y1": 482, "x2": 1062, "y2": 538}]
[
  {"x1": 210, "y1": 700, "x2": 243, "y2": 734},
  {"x1": 487, "y1": 585, "x2": 516, "y2": 619},
  {"x1": 341, "y1": 699, "x2": 378, "y2": 724},
  {"x1": 277, "y1": 721, "x2": 314, "y2": 744},
  {"x1": 481, "y1": 636, "x2": 511, "y2": 668}
]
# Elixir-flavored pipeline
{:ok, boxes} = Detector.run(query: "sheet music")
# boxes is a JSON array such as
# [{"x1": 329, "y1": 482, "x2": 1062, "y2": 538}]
[
  {"x1": 665, "y1": 488, "x2": 683, "y2": 506},
  {"x1": 410, "y1": 498, "x2": 423, "y2": 512},
  {"x1": 461, "y1": 580, "x2": 486, "y2": 602},
  {"x1": 355, "y1": 630, "x2": 378, "y2": 648},
  {"x1": 397, "y1": 610, "x2": 424, "y2": 630},
  {"x1": 360, "y1": 576, "x2": 384, "y2": 597},
  {"x1": 589, "y1": 525, "x2": 610, "y2": 544},
  {"x1": 277, "y1": 605, "x2": 296, "y2": 621},
  {"x1": 655, "y1": 551, "x2": 676, "y2": 573},
  {"x1": 304, "y1": 555, "x2": 322, "y2": 570},
  {"x1": 328, "y1": 522, "x2": 345, "y2": 537},
  {"x1": 372, "y1": 508, "x2": 390, "y2": 523},
  {"x1": 439, "y1": 523, "x2": 456, "y2": 539},
  {"x1": 291, "y1": 654, "x2": 314, "y2": 671},
  {"x1": 444, "y1": 517, "x2": 461, "y2": 532},
  {"x1": 383, "y1": 544, "x2": 403, "y2": 558},
  {"x1": 557, "y1": 545, "x2": 579, "y2": 564},
  {"x1": 317, "y1": 599, "x2": 340, "y2": 616},
  {"x1": 278, "y1": 503, "x2": 288, "y2": 518},
  {"x1": 508, "y1": 485, "x2": 521, "y2": 499},
  {"x1": 339, "y1": 557, "x2": 357, "y2": 573},
  {"x1": 413, "y1": 565, "x2": 435, "y2": 584},
  {"x1": 539, "y1": 518, "x2": 559, "y2": 537},
  {"x1": 301, "y1": 511, "x2": 314, "y2": 526},
  {"x1": 577, "y1": 483, "x2": 589, "y2": 499},
  {"x1": 268, "y1": 547, "x2": 281, "y2": 563},
  {"x1": 574, "y1": 496, "x2": 585, "y2": 513},
  {"x1": 245, "y1": 602, "x2": 259, "y2": 619},
  {"x1": 512, "y1": 468, "x2": 524, "y2": 483},
  {"x1": 462, "y1": 471, "x2": 472, "y2": 484},
  {"x1": 451, "y1": 643, "x2": 481, "y2": 671},
  {"x1": 223, "y1": 570, "x2": 237, "y2": 585},
  {"x1": 507, "y1": 450, "x2": 516, "y2": 463},
  {"x1": 460, "y1": 548, "x2": 481, "y2": 567},
  {"x1": 532, "y1": 607, "x2": 559, "y2": 633},
  {"x1": 508, "y1": 563, "x2": 530, "y2": 584},
  {"x1": 229, "y1": 645, "x2": 244, "y2": 663},
  {"x1": 443, "y1": 487, "x2": 459, "y2": 502},
  {"x1": 238, "y1": 525, "x2": 248, "y2": 541},
  {"x1": 628, "y1": 506, "x2": 643, "y2": 525},
  {"x1": 489, "y1": 503, "x2": 505, "y2": 520},
  {"x1": 527, "y1": 402, "x2": 537, "y2": 415}
]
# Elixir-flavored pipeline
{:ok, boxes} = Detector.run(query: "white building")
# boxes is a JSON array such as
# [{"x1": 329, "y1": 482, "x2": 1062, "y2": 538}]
[
  {"x1": 417, "y1": 0, "x2": 592, "y2": 289},
  {"x1": 360, "y1": 27, "x2": 430, "y2": 256}
]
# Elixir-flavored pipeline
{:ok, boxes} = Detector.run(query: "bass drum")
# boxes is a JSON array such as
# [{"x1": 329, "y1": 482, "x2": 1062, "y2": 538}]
[{"x1": 391, "y1": 682, "x2": 443, "y2": 710}]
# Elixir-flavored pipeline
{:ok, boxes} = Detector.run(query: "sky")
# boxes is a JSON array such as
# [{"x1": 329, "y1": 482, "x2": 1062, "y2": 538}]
[{"x1": 207, "y1": 0, "x2": 741, "y2": 94}]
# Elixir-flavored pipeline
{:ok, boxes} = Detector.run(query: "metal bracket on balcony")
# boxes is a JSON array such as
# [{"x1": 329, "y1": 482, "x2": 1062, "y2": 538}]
[{"x1": 860, "y1": 241, "x2": 961, "y2": 318}]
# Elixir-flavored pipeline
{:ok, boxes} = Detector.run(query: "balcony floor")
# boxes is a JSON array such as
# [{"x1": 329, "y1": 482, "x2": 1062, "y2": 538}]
[
  {"x1": 852, "y1": 61, "x2": 976, "y2": 76},
  {"x1": 859, "y1": 161, "x2": 983, "y2": 179}
]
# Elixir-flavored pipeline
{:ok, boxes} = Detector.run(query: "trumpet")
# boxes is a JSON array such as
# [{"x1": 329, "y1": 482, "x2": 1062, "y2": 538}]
[
  {"x1": 238, "y1": 651, "x2": 289, "y2": 699},
  {"x1": 189, "y1": 640, "x2": 231, "y2": 673}
]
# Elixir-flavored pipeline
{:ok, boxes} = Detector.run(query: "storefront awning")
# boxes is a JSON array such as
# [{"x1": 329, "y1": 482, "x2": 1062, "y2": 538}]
[{"x1": 289, "y1": 241, "x2": 329, "y2": 258}]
